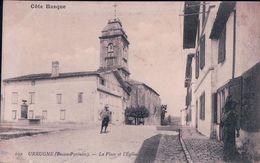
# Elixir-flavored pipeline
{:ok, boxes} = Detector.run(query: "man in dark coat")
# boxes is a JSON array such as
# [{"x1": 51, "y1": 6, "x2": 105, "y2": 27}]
[
  {"x1": 220, "y1": 95, "x2": 240, "y2": 161},
  {"x1": 100, "y1": 104, "x2": 110, "y2": 134}
]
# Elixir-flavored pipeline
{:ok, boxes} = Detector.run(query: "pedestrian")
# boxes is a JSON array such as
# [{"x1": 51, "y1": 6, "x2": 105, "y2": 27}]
[
  {"x1": 100, "y1": 104, "x2": 110, "y2": 134},
  {"x1": 220, "y1": 95, "x2": 240, "y2": 161}
]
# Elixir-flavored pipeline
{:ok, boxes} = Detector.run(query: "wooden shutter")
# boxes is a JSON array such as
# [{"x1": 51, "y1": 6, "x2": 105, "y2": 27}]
[
  {"x1": 212, "y1": 93, "x2": 218, "y2": 123},
  {"x1": 200, "y1": 35, "x2": 205, "y2": 69},
  {"x1": 240, "y1": 63, "x2": 260, "y2": 131},
  {"x1": 202, "y1": 2, "x2": 206, "y2": 25},
  {"x1": 200, "y1": 92, "x2": 205, "y2": 120},
  {"x1": 195, "y1": 52, "x2": 199, "y2": 79},
  {"x1": 218, "y1": 27, "x2": 226, "y2": 63},
  {"x1": 197, "y1": 19, "x2": 200, "y2": 44},
  {"x1": 229, "y1": 76, "x2": 242, "y2": 131}
]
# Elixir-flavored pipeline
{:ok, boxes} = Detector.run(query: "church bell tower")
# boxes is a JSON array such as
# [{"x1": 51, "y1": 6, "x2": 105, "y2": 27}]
[{"x1": 99, "y1": 14, "x2": 130, "y2": 80}]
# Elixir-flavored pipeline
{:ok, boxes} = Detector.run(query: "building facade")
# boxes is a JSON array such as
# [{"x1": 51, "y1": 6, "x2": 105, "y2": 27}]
[
  {"x1": 183, "y1": 1, "x2": 260, "y2": 160},
  {"x1": 127, "y1": 80, "x2": 161, "y2": 125},
  {"x1": 1, "y1": 17, "x2": 161, "y2": 125}
]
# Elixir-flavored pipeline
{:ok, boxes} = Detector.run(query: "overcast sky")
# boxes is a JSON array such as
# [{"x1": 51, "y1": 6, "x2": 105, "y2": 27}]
[{"x1": 2, "y1": 1, "x2": 187, "y2": 116}]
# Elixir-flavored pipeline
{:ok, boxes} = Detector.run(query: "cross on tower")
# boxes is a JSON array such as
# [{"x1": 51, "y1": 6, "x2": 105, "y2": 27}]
[{"x1": 113, "y1": 4, "x2": 117, "y2": 19}]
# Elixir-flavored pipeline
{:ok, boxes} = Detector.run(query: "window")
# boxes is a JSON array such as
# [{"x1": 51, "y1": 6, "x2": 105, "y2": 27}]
[
  {"x1": 12, "y1": 110, "x2": 17, "y2": 120},
  {"x1": 200, "y1": 35, "x2": 205, "y2": 69},
  {"x1": 212, "y1": 93, "x2": 218, "y2": 123},
  {"x1": 200, "y1": 92, "x2": 205, "y2": 120},
  {"x1": 106, "y1": 58, "x2": 114, "y2": 66},
  {"x1": 78, "y1": 92, "x2": 83, "y2": 103},
  {"x1": 202, "y1": 2, "x2": 206, "y2": 25},
  {"x1": 29, "y1": 110, "x2": 34, "y2": 119},
  {"x1": 29, "y1": 92, "x2": 35, "y2": 104},
  {"x1": 195, "y1": 52, "x2": 200, "y2": 79},
  {"x1": 57, "y1": 94, "x2": 62, "y2": 104},
  {"x1": 42, "y1": 110, "x2": 47, "y2": 120},
  {"x1": 100, "y1": 78, "x2": 105, "y2": 86},
  {"x1": 11, "y1": 92, "x2": 18, "y2": 104},
  {"x1": 60, "y1": 110, "x2": 66, "y2": 120},
  {"x1": 107, "y1": 43, "x2": 114, "y2": 53},
  {"x1": 217, "y1": 87, "x2": 229, "y2": 123},
  {"x1": 218, "y1": 27, "x2": 226, "y2": 63},
  {"x1": 197, "y1": 19, "x2": 200, "y2": 44}
]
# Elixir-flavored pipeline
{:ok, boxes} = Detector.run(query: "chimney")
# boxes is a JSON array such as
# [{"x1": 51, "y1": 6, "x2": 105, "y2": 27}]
[{"x1": 51, "y1": 61, "x2": 59, "y2": 77}]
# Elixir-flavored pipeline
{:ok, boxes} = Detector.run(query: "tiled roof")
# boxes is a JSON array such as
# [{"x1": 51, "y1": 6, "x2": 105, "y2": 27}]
[
  {"x1": 128, "y1": 79, "x2": 160, "y2": 96},
  {"x1": 3, "y1": 71, "x2": 99, "y2": 82},
  {"x1": 210, "y1": 2, "x2": 236, "y2": 39}
]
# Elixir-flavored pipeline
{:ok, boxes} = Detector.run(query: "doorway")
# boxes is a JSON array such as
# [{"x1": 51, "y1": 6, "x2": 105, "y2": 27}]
[{"x1": 21, "y1": 104, "x2": 28, "y2": 119}]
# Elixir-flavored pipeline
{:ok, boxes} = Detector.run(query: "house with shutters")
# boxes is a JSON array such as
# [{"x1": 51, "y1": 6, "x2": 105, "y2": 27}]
[
  {"x1": 183, "y1": 1, "x2": 260, "y2": 159},
  {"x1": 1, "y1": 17, "x2": 161, "y2": 125}
]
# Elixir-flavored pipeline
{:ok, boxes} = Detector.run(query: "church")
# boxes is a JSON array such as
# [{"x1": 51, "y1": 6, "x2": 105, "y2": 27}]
[{"x1": 1, "y1": 17, "x2": 161, "y2": 125}]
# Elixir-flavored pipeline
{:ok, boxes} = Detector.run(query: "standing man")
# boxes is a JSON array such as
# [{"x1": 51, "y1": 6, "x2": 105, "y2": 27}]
[
  {"x1": 100, "y1": 104, "x2": 110, "y2": 134},
  {"x1": 220, "y1": 95, "x2": 240, "y2": 161}
]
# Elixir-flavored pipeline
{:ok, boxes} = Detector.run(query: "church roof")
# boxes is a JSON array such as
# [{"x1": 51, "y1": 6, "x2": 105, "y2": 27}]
[
  {"x1": 3, "y1": 67, "x2": 132, "y2": 95},
  {"x1": 3, "y1": 71, "x2": 99, "y2": 82},
  {"x1": 99, "y1": 18, "x2": 129, "y2": 44},
  {"x1": 127, "y1": 79, "x2": 160, "y2": 96},
  {"x1": 102, "y1": 18, "x2": 123, "y2": 32}
]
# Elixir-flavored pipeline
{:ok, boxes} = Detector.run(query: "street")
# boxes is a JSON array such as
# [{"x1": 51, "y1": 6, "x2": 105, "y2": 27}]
[{"x1": 0, "y1": 124, "x2": 182, "y2": 163}]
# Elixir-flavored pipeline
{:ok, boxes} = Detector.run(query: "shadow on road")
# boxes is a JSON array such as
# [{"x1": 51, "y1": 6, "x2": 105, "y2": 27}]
[{"x1": 134, "y1": 134, "x2": 162, "y2": 163}]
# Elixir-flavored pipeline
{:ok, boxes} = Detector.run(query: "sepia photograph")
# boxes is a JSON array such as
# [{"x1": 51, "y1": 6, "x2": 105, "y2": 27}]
[{"x1": 0, "y1": 1, "x2": 260, "y2": 163}]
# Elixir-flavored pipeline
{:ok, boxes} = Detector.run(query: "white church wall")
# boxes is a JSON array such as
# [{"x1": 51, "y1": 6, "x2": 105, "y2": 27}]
[{"x1": 3, "y1": 76, "x2": 98, "y2": 123}]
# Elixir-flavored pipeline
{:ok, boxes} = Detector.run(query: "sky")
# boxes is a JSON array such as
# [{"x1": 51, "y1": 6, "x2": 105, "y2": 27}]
[{"x1": 2, "y1": 1, "x2": 187, "y2": 116}]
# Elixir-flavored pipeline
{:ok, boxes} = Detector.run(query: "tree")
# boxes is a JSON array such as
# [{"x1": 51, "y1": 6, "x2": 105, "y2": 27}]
[
  {"x1": 125, "y1": 106, "x2": 150, "y2": 125},
  {"x1": 161, "y1": 105, "x2": 167, "y2": 125}
]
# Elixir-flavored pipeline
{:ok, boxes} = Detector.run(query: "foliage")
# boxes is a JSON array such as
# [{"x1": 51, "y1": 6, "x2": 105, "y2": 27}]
[{"x1": 125, "y1": 106, "x2": 150, "y2": 125}]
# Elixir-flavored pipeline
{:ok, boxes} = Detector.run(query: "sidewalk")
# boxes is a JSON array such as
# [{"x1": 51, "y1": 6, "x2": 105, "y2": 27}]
[
  {"x1": 0, "y1": 122, "x2": 98, "y2": 140},
  {"x1": 181, "y1": 126, "x2": 225, "y2": 163}
]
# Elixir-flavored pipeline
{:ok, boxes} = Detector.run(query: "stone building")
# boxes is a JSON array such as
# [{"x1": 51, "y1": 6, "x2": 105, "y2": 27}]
[
  {"x1": 127, "y1": 80, "x2": 161, "y2": 125},
  {"x1": 1, "y1": 17, "x2": 161, "y2": 125},
  {"x1": 183, "y1": 1, "x2": 260, "y2": 160}
]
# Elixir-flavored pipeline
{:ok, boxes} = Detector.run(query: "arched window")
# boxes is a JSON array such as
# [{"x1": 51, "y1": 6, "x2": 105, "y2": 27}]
[{"x1": 107, "y1": 43, "x2": 114, "y2": 53}]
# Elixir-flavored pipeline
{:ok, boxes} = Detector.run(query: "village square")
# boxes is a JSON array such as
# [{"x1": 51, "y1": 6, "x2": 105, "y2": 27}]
[{"x1": 0, "y1": 1, "x2": 260, "y2": 163}]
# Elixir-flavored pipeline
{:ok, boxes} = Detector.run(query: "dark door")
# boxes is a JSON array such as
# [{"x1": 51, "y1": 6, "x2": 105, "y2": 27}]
[
  {"x1": 228, "y1": 76, "x2": 242, "y2": 131},
  {"x1": 21, "y1": 104, "x2": 28, "y2": 119}
]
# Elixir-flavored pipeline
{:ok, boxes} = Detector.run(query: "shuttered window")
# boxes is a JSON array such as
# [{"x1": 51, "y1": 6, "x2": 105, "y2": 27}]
[
  {"x1": 197, "y1": 19, "x2": 200, "y2": 44},
  {"x1": 200, "y1": 35, "x2": 205, "y2": 69},
  {"x1": 195, "y1": 52, "x2": 199, "y2": 79},
  {"x1": 212, "y1": 93, "x2": 218, "y2": 123},
  {"x1": 78, "y1": 92, "x2": 83, "y2": 103},
  {"x1": 11, "y1": 92, "x2": 18, "y2": 104},
  {"x1": 218, "y1": 27, "x2": 226, "y2": 63},
  {"x1": 200, "y1": 92, "x2": 205, "y2": 120},
  {"x1": 202, "y1": 2, "x2": 206, "y2": 25}
]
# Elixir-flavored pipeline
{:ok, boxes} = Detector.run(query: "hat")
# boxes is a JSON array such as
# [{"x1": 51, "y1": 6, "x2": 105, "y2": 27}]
[{"x1": 105, "y1": 104, "x2": 109, "y2": 108}]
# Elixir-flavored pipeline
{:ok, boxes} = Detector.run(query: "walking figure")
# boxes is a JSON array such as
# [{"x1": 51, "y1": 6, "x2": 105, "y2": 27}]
[
  {"x1": 100, "y1": 104, "x2": 110, "y2": 134},
  {"x1": 220, "y1": 95, "x2": 240, "y2": 161}
]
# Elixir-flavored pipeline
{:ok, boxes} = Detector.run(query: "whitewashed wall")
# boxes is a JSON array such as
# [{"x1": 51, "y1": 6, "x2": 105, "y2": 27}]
[{"x1": 3, "y1": 76, "x2": 99, "y2": 123}]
